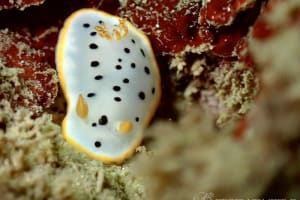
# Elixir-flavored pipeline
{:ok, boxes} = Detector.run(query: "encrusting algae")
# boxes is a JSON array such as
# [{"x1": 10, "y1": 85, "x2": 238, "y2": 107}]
[{"x1": 0, "y1": 0, "x2": 300, "y2": 199}]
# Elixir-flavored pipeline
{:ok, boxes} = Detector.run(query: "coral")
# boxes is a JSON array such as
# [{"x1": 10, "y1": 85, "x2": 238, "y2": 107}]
[
  {"x1": 119, "y1": 0, "x2": 262, "y2": 56},
  {"x1": 0, "y1": 0, "x2": 45, "y2": 11},
  {"x1": 199, "y1": 0, "x2": 256, "y2": 27},
  {"x1": 119, "y1": 0, "x2": 262, "y2": 124},
  {"x1": 118, "y1": 0, "x2": 212, "y2": 54},
  {"x1": 0, "y1": 29, "x2": 58, "y2": 116}
]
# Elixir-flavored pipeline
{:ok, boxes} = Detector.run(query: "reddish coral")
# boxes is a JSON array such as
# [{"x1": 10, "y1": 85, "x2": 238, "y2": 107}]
[
  {"x1": 251, "y1": 0, "x2": 300, "y2": 40},
  {"x1": 118, "y1": 0, "x2": 213, "y2": 54},
  {"x1": 251, "y1": 1, "x2": 278, "y2": 40},
  {"x1": 212, "y1": 26, "x2": 246, "y2": 57},
  {"x1": 199, "y1": 0, "x2": 256, "y2": 27},
  {"x1": 234, "y1": 38, "x2": 255, "y2": 67},
  {"x1": 234, "y1": 117, "x2": 248, "y2": 139},
  {"x1": 0, "y1": 0, "x2": 45, "y2": 11},
  {"x1": 119, "y1": 0, "x2": 263, "y2": 58},
  {"x1": 25, "y1": 27, "x2": 59, "y2": 67},
  {"x1": 0, "y1": 29, "x2": 58, "y2": 116},
  {"x1": 211, "y1": 0, "x2": 264, "y2": 57},
  {"x1": 251, "y1": 20, "x2": 276, "y2": 40},
  {"x1": 85, "y1": 0, "x2": 120, "y2": 13}
]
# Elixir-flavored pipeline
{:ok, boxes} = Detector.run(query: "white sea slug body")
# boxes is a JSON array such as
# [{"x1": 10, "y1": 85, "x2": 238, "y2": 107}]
[{"x1": 55, "y1": 9, "x2": 161, "y2": 164}]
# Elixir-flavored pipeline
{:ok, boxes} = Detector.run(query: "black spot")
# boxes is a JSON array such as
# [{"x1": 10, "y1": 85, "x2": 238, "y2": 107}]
[
  {"x1": 123, "y1": 78, "x2": 129, "y2": 83},
  {"x1": 83, "y1": 23, "x2": 90, "y2": 28},
  {"x1": 124, "y1": 48, "x2": 130, "y2": 53},
  {"x1": 87, "y1": 93, "x2": 96, "y2": 97},
  {"x1": 140, "y1": 49, "x2": 145, "y2": 57},
  {"x1": 94, "y1": 141, "x2": 101, "y2": 148},
  {"x1": 131, "y1": 39, "x2": 135, "y2": 44},
  {"x1": 90, "y1": 61, "x2": 99, "y2": 67},
  {"x1": 90, "y1": 31, "x2": 97, "y2": 36},
  {"x1": 92, "y1": 123, "x2": 97, "y2": 127},
  {"x1": 98, "y1": 115, "x2": 108, "y2": 125},
  {"x1": 152, "y1": 87, "x2": 155, "y2": 94},
  {"x1": 118, "y1": 58, "x2": 122, "y2": 62},
  {"x1": 135, "y1": 117, "x2": 139, "y2": 122},
  {"x1": 114, "y1": 97, "x2": 122, "y2": 102},
  {"x1": 0, "y1": 121, "x2": 6, "y2": 132},
  {"x1": 115, "y1": 65, "x2": 122, "y2": 70},
  {"x1": 131, "y1": 63, "x2": 136, "y2": 68},
  {"x1": 138, "y1": 91, "x2": 145, "y2": 100},
  {"x1": 94, "y1": 75, "x2": 103, "y2": 80},
  {"x1": 113, "y1": 86, "x2": 121, "y2": 91},
  {"x1": 99, "y1": 20, "x2": 103, "y2": 24},
  {"x1": 144, "y1": 66, "x2": 150, "y2": 74},
  {"x1": 89, "y1": 43, "x2": 98, "y2": 49}
]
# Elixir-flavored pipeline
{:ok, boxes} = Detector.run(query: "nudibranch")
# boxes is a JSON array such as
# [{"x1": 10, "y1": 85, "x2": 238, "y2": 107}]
[{"x1": 55, "y1": 9, "x2": 161, "y2": 164}]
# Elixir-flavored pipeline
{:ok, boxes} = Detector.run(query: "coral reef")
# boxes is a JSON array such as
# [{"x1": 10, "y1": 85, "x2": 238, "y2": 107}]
[
  {"x1": 119, "y1": 0, "x2": 211, "y2": 54},
  {"x1": 0, "y1": 0, "x2": 45, "y2": 11},
  {"x1": 0, "y1": 29, "x2": 58, "y2": 116},
  {"x1": 119, "y1": 0, "x2": 261, "y2": 124},
  {"x1": 199, "y1": 0, "x2": 256, "y2": 27},
  {"x1": 0, "y1": 0, "x2": 299, "y2": 199}
]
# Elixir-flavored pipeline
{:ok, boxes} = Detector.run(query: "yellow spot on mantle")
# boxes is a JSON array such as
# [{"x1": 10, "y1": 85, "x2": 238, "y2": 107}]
[
  {"x1": 76, "y1": 94, "x2": 88, "y2": 119},
  {"x1": 117, "y1": 121, "x2": 133, "y2": 134}
]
